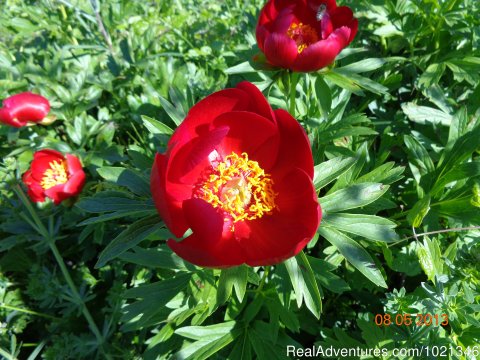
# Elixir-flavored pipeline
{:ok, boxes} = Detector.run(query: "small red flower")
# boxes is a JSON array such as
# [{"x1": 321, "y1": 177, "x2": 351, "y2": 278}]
[
  {"x1": 22, "y1": 150, "x2": 86, "y2": 205},
  {"x1": 256, "y1": 0, "x2": 358, "y2": 72},
  {"x1": 151, "y1": 81, "x2": 321, "y2": 267},
  {"x1": 0, "y1": 92, "x2": 51, "y2": 128}
]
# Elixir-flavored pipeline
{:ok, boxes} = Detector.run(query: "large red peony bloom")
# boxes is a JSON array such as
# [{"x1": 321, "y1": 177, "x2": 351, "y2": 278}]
[
  {"x1": 22, "y1": 150, "x2": 86, "y2": 205},
  {"x1": 0, "y1": 92, "x2": 51, "y2": 128},
  {"x1": 151, "y1": 81, "x2": 321, "y2": 267},
  {"x1": 256, "y1": 0, "x2": 358, "y2": 72}
]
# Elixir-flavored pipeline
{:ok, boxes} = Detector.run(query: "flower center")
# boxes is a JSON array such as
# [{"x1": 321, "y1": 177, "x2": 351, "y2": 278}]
[
  {"x1": 287, "y1": 22, "x2": 319, "y2": 53},
  {"x1": 41, "y1": 160, "x2": 69, "y2": 190},
  {"x1": 195, "y1": 152, "x2": 277, "y2": 223}
]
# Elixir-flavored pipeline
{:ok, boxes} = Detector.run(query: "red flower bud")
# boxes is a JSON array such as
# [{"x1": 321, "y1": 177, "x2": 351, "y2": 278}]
[
  {"x1": 0, "y1": 92, "x2": 51, "y2": 128},
  {"x1": 151, "y1": 81, "x2": 321, "y2": 268},
  {"x1": 256, "y1": 0, "x2": 358, "y2": 72},
  {"x1": 22, "y1": 150, "x2": 86, "y2": 205}
]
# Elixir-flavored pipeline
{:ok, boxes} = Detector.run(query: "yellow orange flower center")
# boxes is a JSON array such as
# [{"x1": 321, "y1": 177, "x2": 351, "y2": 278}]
[
  {"x1": 287, "y1": 22, "x2": 319, "y2": 53},
  {"x1": 195, "y1": 152, "x2": 277, "y2": 223},
  {"x1": 41, "y1": 160, "x2": 68, "y2": 190}
]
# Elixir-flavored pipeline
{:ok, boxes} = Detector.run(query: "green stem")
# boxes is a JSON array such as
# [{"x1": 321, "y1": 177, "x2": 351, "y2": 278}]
[
  {"x1": 256, "y1": 266, "x2": 271, "y2": 293},
  {"x1": 289, "y1": 71, "x2": 299, "y2": 116},
  {"x1": 15, "y1": 186, "x2": 110, "y2": 359},
  {"x1": 0, "y1": 304, "x2": 60, "y2": 321}
]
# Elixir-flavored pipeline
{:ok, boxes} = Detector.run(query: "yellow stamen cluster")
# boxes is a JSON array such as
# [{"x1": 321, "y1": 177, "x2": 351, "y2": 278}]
[
  {"x1": 287, "y1": 22, "x2": 319, "y2": 53},
  {"x1": 196, "y1": 152, "x2": 277, "y2": 223},
  {"x1": 41, "y1": 160, "x2": 68, "y2": 190}
]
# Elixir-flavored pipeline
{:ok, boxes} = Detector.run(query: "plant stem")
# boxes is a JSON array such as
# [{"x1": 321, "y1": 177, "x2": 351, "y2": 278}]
[
  {"x1": 0, "y1": 304, "x2": 61, "y2": 321},
  {"x1": 15, "y1": 186, "x2": 110, "y2": 359},
  {"x1": 289, "y1": 71, "x2": 299, "y2": 116},
  {"x1": 256, "y1": 266, "x2": 271, "y2": 293},
  {"x1": 388, "y1": 225, "x2": 480, "y2": 247}
]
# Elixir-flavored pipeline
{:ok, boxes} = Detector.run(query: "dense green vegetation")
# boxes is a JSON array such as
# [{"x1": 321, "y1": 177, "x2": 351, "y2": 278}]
[{"x1": 0, "y1": 0, "x2": 479, "y2": 359}]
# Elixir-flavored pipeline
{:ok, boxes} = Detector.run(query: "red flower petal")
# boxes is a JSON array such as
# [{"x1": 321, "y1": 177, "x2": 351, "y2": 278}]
[
  {"x1": 22, "y1": 170, "x2": 46, "y2": 203},
  {"x1": 213, "y1": 111, "x2": 278, "y2": 168},
  {"x1": 348, "y1": 18, "x2": 358, "y2": 43},
  {"x1": 270, "y1": 109, "x2": 314, "y2": 178},
  {"x1": 29, "y1": 150, "x2": 64, "y2": 181},
  {"x1": 168, "y1": 126, "x2": 229, "y2": 184},
  {"x1": 62, "y1": 170, "x2": 86, "y2": 195},
  {"x1": 236, "y1": 81, "x2": 275, "y2": 123},
  {"x1": 292, "y1": 26, "x2": 351, "y2": 72},
  {"x1": 0, "y1": 92, "x2": 50, "y2": 127},
  {"x1": 151, "y1": 153, "x2": 189, "y2": 238},
  {"x1": 44, "y1": 183, "x2": 68, "y2": 205},
  {"x1": 264, "y1": 33, "x2": 299, "y2": 69},
  {"x1": 167, "y1": 198, "x2": 246, "y2": 267},
  {"x1": 330, "y1": 6, "x2": 354, "y2": 28},
  {"x1": 168, "y1": 88, "x2": 250, "y2": 151},
  {"x1": 235, "y1": 168, "x2": 321, "y2": 266},
  {"x1": 65, "y1": 154, "x2": 83, "y2": 175}
]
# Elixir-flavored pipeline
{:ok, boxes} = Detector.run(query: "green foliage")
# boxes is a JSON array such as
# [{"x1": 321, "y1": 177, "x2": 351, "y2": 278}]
[{"x1": 0, "y1": 0, "x2": 479, "y2": 358}]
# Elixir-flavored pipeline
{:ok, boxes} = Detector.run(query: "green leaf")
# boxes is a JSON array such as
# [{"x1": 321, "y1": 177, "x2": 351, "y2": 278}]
[
  {"x1": 355, "y1": 162, "x2": 404, "y2": 185},
  {"x1": 401, "y1": 103, "x2": 452, "y2": 126},
  {"x1": 224, "y1": 61, "x2": 256, "y2": 74},
  {"x1": 216, "y1": 265, "x2": 248, "y2": 305},
  {"x1": 121, "y1": 273, "x2": 191, "y2": 330},
  {"x1": 158, "y1": 95, "x2": 184, "y2": 126},
  {"x1": 416, "y1": 237, "x2": 443, "y2": 283},
  {"x1": 323, "y1": 71, "x2": 363, "y2": 95},
  {"x1": 175, "y1": 322, "x2": 241, "y2": 360},
  {"x1": 307, "y1": 256, "x2": 350, "y2": 294},
  {"x1": 95, "y1": 215, "x2": 163, "y2": 268},
  {"x1": 318, "y1": 227, "x2": 387, "y2": 288},
  {"x1": 335, "y1": 58, "x2": 386, "y2": 74},
  {"x1": 313, "y1": 156, "x2": 356, "y2": 190},
  {"x1": 141, "y1": 115, "x2": 173, "y2": 136},
  {"x1": 406, "y1": 195, "x2": 431, "y2": 227},
  {"x1": 123, "y1": 273, "x2": 191, "y2": 300},
  {"x1": 284, "y1": 251, "x2": 322, "y2": 318},
  {"x1": 118, "y1": 245, "x2": 195, "y2": 272},
  {"x1": 432, "y1": 161, "x2": 480, "y2": 196},
  {"x1": 438, "y1": 122, "x2": 480, "y2": 176},
  {"x1": 97, "y1": 167, "x2": 150, "y2": 196},
  {"x1": 77, "y1": 210, "x2": 156, "y2": 226},
  {"x1": 334, "y1": 71, "x2": 389, "y2": 95},
  {"x1": 319, "y1": 183, "x2": 389, "y2": 213},
  {"x1": 322, "y1": 213, "x2": 399, "y2": 242},
  {"x1": 314, "y1": 75, "x2": 332, "y2": 119},
  {"x1": 76, "y1": 196, "x2": 154, "y2": 213},
  {"x1": 418, "y1": 63, "x2": 446, "y2": 88},
  {"x1": 404, "y1": 135, "x2": 435, "y2": 184}
]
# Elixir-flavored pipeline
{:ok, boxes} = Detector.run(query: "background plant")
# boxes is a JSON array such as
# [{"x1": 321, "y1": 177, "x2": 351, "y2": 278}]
[{"x1": 0, "y1": 0, "x2": 479, "y2": 359}]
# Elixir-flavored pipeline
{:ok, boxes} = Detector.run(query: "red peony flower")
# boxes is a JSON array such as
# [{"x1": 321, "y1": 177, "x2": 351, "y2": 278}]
[
  {"x1": 256, "y1": 0, "x2": 358, "y2": 72},
  {"x1": 22, "y1": 150, "x2": 86, "y2": 205},
  {"x1": 151, "y1": 81, "x2": 321, "y2": 267},
  {"x1": 0, "y1": 92, "x2": 51, "y2": 128}
]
